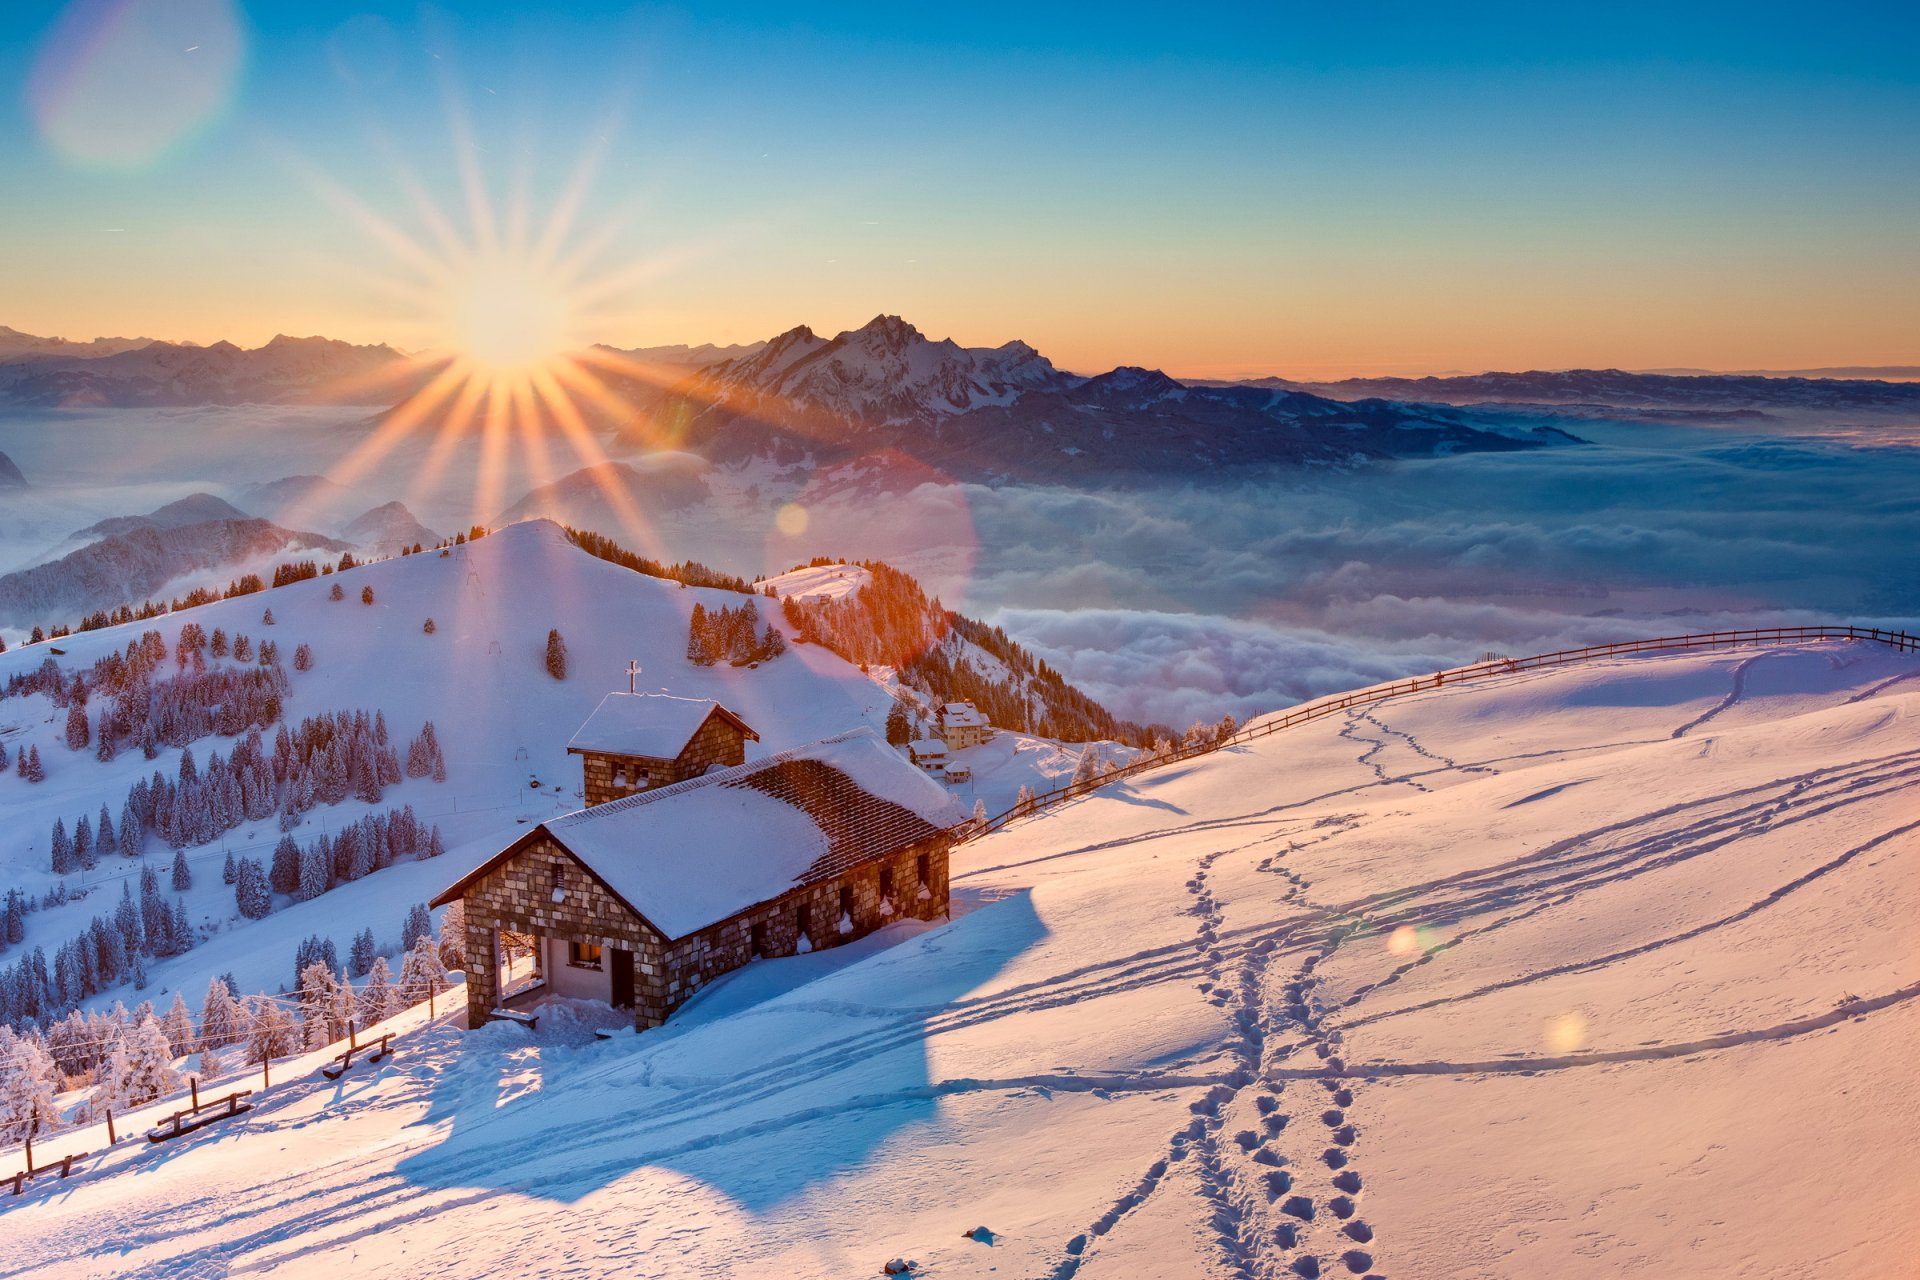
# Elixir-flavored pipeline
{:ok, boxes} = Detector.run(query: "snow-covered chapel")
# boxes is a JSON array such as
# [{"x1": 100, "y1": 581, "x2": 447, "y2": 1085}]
[{"x1": 434, "y1": 698, "x2": 962, "y2": 1033}]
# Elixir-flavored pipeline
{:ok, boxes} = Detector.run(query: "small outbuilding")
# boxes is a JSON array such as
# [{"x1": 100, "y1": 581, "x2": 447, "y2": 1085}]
[
  {"x1": 434, "y1": 728, "x2": 963, "y2": 1032},
  {"x1": 568, "y1": 692, "x2": 760, "y2": 805}
]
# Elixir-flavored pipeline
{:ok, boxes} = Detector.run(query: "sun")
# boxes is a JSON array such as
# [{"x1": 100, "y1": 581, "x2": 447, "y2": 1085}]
[
  {"x1": 443, "y1": 256, "x2": 575, "y2": 378},
  {"x1": 274, "y1": 91, "x2": 732, "y2": 555}
]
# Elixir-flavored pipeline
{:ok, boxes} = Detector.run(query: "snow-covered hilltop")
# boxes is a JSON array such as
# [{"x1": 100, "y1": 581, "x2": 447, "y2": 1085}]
[{"x1": 4, "y1": 635, "x2": 1917, "y2": 1277}]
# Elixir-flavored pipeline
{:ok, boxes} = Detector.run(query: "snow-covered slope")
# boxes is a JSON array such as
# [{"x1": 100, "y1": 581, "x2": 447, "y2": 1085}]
[
  {"x1": 0, "y1": 520, "x2": 902, "y2": 1004},
  {"x1": 7, "y1": 638, "x2": 1919, "y2": 1277}
]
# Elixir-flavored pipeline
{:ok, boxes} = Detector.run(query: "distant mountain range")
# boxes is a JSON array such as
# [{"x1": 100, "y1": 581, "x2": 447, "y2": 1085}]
[
  {"x1": 632, "y1": 315, "x2": 1575, "y2": 479},
  {"x1": 0, "y1": 516, "x2": 351, "y2": 629},
  {"x1": 0, "y1": 333, "x2": 418, "y2": 408},
  {"x1": 1240, "y1": 368, "x2": 1920, "y2": 412}
]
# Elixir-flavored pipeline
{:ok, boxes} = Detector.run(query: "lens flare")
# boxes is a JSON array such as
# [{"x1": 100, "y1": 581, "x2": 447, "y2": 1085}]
[
  {"x1": 775, "y1": 503, "x2": 810, "y2": 538},
  {"x1": 1387, "y1": 925, "x2": 1420, "y2": 956},
  {"x1": 1545, "y1": 1012, "x2": 1588, "y2": 1053},
  {"x1": 28, "y1": 0, "x2": 245, "y2": 171}
]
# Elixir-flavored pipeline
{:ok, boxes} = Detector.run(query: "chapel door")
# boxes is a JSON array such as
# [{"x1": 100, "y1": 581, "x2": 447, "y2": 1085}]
[{"x1": 610, "y1": 948, "x2": 635, "y2": 1008}]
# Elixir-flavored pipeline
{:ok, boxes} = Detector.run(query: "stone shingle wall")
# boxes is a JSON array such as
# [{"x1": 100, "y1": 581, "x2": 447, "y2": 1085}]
[
  {"x1": 456, "y1": 829, "x2": 953, "y2": 1032},
  {"x1": 654, "y1": 834, "x2": 952, "y2": 1015},
  {"x1": 456, "y1": 835, "x2": 670, "y2": 1027},
  {"x1": 576, "y1": 713, "x2": 751, "y2": 805}
]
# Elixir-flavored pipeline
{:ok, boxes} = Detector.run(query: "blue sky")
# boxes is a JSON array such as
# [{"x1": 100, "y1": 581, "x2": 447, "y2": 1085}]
[{"x1": 2, "y1": 1, "x2": 1915, "y2": 375}]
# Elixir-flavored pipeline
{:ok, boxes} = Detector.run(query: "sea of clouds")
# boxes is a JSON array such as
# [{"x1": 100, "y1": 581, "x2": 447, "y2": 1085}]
[{"x1": 936, "y1": 419, "x2": 1920, "y2": 728}]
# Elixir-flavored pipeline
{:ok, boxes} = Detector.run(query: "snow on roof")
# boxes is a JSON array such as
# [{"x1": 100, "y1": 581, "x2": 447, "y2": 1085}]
[
  {"x1": 941, "y1": 702, "x2": 988, "y2": 727},
  {"x1": 907, "y1": 738, "x2": 948, "y2": 755},
  {"x1": 566, "y1": 692, "x2": 756, "y2": 760},
  {"x1": 536, "y1": 729, "x2": 965, "y2": 939}
]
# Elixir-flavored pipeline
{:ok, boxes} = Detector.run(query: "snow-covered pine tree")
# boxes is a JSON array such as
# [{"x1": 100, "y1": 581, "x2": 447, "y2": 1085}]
[
  {"x1": 296, "y1": 843, "x2": 330, "y2": 902},
  {"x1": 329, "y1": 583, "x2": 344, "y2": 601},
  {"x1": 171, "y1": 849, "x2": 191, "y2": 891},
  {"x1": 119, "y1": 1015, "x2": 181, "y2": 1105},
  {"x1": 348, "y1": 928, "x2": 376, "y2": 978},
  {"x1": 246, "y1": 997, "x2": 297, "y2": 1063},
  {"x1": 545, "y1": 628, "x2": 568, "y2": 680},
  {"x1": 400, "y1": 903, "x2": 433, "y2": 952},
  {"x1": 48, "y1": 818, "x2": 72, "y2": 875},
  {"x1": 1015, "y1": 783, "x2": 1035, "y2": 814},
  {"x1": 262, "y1": 608, "x2": 274, "y2": 625},
  {"x1": 398, "y1": 939, "x2": 448, "y2": 1006},
  {"x1": 232, "y1": 633, "x2": 252, "y2": 661},
  {"x1": 64, "y1": 702, "x2": 90, "y2": 751},
  {"x1": 161, "y1": 993, "x2": 197, "y2": 1057},
  {"x1": 360, "y1": 586, "x2": 374, "y2": 606},
  {"x1": 297, "y1": 963, "x2": 341, "y2": 1049},
  {"x1": 234, "y1": 856, "x2": 272, "y2": 919},
  {"x1": 199, "y1": 975, "x2": 244, "y2": 1049},
  {"x1": 1071, "y1": 745, "x2": 1101, "y2": 787},
  {"x1": 293, "y1": 643, "x2": 313, "y2": 671},
  {"x1": 358, "y1": 955, "x2": 398, "y2": 1026},
  {"x1": 97, "y1": 804, "x2": 115, "y2": 855},
  {"x1": 25, "y1": 745, "x2": 43, "y2": 783},
  {"x1": 222, "y1": 850, "x2": 236, "y2": 884},
  {"x1": 0, "y1": 1031, "x2": 64, "y2": 1143},
  {"x1": 74, "y1": 815, "x2": 93, "y2": 869}
]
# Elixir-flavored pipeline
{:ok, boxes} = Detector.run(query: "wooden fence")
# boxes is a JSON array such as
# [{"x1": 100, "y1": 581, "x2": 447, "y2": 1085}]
[{"x1": 956, "y1": 623, "x2": 1920, "y2": 841}]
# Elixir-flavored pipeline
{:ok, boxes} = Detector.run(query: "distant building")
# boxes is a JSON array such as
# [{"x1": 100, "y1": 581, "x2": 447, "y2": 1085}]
[
  {"x1": 567, "y1": 692, "x2": 760, "y2": 806},
  {"x1": 938, "y1": 701, "x2": 992, "y2": 749},
  {"x1": 434, "y1": 729, "x2": 963, "y2": 1032},
  {"x1": 907, "y1": 738, "x2": 949, "y2": 777}
]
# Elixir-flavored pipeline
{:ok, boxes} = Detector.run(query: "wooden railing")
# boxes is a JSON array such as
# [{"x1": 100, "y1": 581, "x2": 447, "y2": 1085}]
[{"x1": 954, "y1": 624, "x2": 1918, "y2": 841}]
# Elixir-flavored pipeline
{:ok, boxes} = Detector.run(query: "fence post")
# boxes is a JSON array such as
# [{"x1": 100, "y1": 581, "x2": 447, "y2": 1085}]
[
  {"x1": 190, "y1": 1076, "x2": 199, "y2": 1112},
  {"x1": 106, "y1": 1107, "x2": 116, "y2": 1145}
]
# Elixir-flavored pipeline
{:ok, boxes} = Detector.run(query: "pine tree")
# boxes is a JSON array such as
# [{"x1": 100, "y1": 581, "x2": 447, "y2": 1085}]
[
  {"x1": 398, "y1": 939, "x2": 447, "y2": 1005},
  {"x1": 232, "y1": 633, "x2": 253, "y2": 662},
  {"x1": 423, "y1": 617, "x2": 436, "y2": 634},
  {"x1": 49, "y1": 818, "x2": 72, "y2": 875},
  {"x1": 25, "y1": 745, "x2": 44, "y2": 782},
  {"x1": 401, "y1": 902, "x2": 434, "y2": 952},
  {"x1": 545, "y1": 628, "x2": 568, "y2": 680},
  {"x1": 64, "y1": 702, "x2": 90, "y2": 751},
  {"x1": 1071, "y1": 744, "x2": 1101, "y2": 787},
  {"x1": 234, "y1": 857, "x2": 272, "y2": 920},
  {"x1": 97, "y1": 804, "x2": 115, "y2": 856},
  {"x1": 329, "y1": 583, "x2": 344, "y2": 601},
  {"x1": 972, "y1": 797, "x2": 988, "y2": 827},
  {"x1": 348, "y1": 928, "x2": 376, "y2": 978},
  {"x1": 0, "y1": 1032, "x2": 65, "y2": 1144},
  {"x1": 358, "y1": 955, "x2": 398, "y2": 1025},
  {"x1": 161, "y1": 993, "x2": 197, "y2": 1057},
  {"x1": 298, "y1": 963, "x2": 342, "y2": 1049},
  {"x1": 296, "y1": 844, "x2": 330, "y2": 902},
  {"x1": 885, "y1": 701, "x2": 911, "y2": 745},
  {"x1": 246, "y1": 997, "x2": 297, "y2": 1063},
  {"x1": 210, "y1": 628, "x2": 228, "y2": 658},
  {"x1": 270, "y1": 835, "x2": 301, "y2": 895},
  {"x1": 200, "y1": 975, "x2": 244, "y2": 1049},
  {"x1": 223, "y1": 849, "x2": 237, "y2": 884},
  {"x1": 262, "y1": 608, "x2": 274, "y2": 625},
  {"x1": 293, "y1": 643, "x2": 313, "y2": 671}
]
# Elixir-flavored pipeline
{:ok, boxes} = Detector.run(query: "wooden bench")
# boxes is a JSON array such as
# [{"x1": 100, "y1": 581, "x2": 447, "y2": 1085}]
[
  {"x1": 320, "y1": 1033, "x2": 395, "y2": 1080},
  {"x1": 489, "y1": 1007, "x2": 539, "y2": 1030},
  {"x1": 146, "y1": 1090, "x2": 254, "y2": 1143}
]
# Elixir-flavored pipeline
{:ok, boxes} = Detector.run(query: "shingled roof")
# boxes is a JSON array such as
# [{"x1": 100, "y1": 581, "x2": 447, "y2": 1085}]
[
  {"x1": 435, "y1": 728, "x2": 963, "y2": 939},
  {"x1": 566, "y1": 692, "x2": 758, "y2": 760}
]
